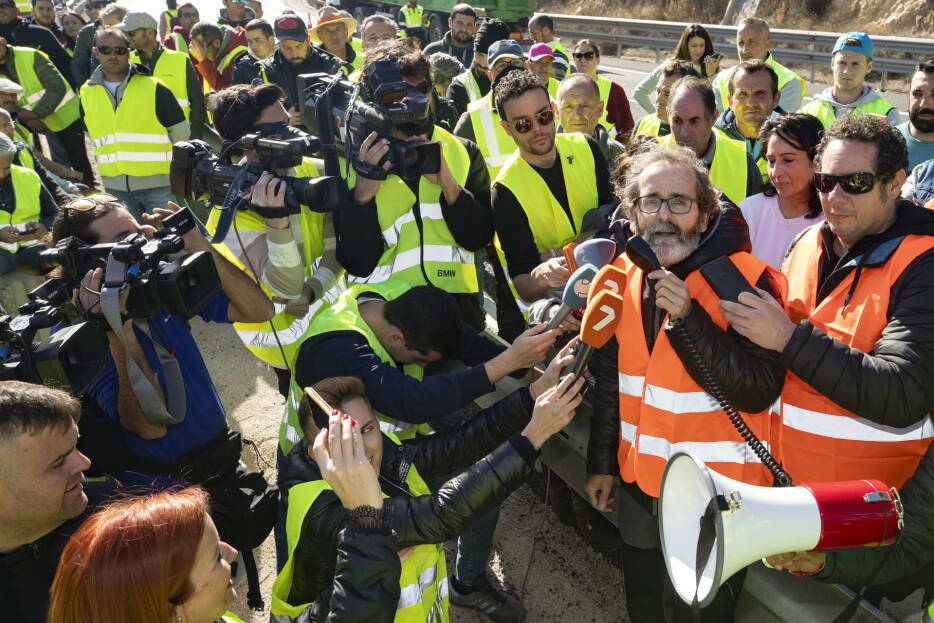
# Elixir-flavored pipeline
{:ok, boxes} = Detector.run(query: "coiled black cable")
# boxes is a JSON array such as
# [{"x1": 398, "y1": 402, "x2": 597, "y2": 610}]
[{"x1": 675, "y1": 323, "x2": 792, "y2": 487}]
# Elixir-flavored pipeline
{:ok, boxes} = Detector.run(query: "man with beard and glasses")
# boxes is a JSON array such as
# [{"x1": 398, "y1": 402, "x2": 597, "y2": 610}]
[
  {"x1": 898, "y1": 59, "x2": 934, "y2": 171},
  {"x1": 341, "y1": 38, "x2": 493, "y2": 330},
  {"x1": 585, "y1": 142, "x2": 785, "y2": 623},
  {"x1": 446, "y1": 17, "x2": 509, "y2": 117},
  {"x1": 491, "y1": 69, "x2": 615, "y2": 337},
  {"x1": 423, "y1": 3, "x2": 477, "y2": 69}
]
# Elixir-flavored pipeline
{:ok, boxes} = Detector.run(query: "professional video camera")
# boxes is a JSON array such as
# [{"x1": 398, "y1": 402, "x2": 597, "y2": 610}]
[
  {"x1": 299, "y1": 59, "x2": 442, "y2": 181},
  {"x1": 17, "y1": 206, "x2": 220, "y2": 321},
  {"x1": 0, "y1": 284, "x2": 108, "y2": 394},
  {"x1": 170, "y1": 131, "x2": 345, "y2": 217}
]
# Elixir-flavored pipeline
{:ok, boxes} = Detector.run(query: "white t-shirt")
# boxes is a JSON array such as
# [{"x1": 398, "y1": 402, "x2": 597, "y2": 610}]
[{"x1": 738, "y1": 193, "x2": 824, "y2": 269}]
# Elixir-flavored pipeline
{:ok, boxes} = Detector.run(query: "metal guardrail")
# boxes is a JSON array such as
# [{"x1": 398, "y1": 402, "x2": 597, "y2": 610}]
[{"x1": 542, "y1": 13, "x2": 933, "y2": 89}]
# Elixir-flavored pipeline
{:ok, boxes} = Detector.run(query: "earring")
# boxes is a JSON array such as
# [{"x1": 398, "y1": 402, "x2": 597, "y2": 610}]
[{"x1": 177, "y1": 616, "x2": 183, "y2": 623}]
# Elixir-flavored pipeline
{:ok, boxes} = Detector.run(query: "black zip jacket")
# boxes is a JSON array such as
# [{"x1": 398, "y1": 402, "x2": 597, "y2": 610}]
[
  {"x1": 422, "y1": 32, "x2": 474, "y2": 68},
  {"x1": 277, "y1": 388, "x2": 538, "y2": 615},
  {"x1": 258, "y1": 48, "x2": 346, "y2": 111},
  {"x1": 780, "y1": 199, "x2": 934, "y2": 428},
  {"x1": 334, "y1": 134, "x2": 492, "y2": 278},
  {"x1": 586, "y1": 202, "x2": 786, "y2": 476},
  {"x1": 815, "y1": 439, "x2": 934, "y2": 593}
]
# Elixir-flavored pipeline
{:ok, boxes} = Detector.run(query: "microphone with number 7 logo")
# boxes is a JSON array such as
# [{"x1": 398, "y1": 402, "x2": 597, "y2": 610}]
[{"x1": 569, "y1": 289, "x2": 623, "y2": 381}]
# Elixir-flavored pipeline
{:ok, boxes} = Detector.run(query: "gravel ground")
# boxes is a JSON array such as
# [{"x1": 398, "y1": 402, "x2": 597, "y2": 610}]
[{"x1": 194, "y1": 319, "x2": 629, "y2": 623}]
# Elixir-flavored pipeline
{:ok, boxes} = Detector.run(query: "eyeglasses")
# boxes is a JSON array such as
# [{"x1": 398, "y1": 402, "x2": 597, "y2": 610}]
[
  {"x1": 573, "y1": 50, "x2": 596, "y2": 61},
  {"x1": 179, "y1": 11, "x2": 198, "y2": 18},
  {"x1": 635, "y1": 195, "x2": 696, "y2": 214},
  {"x1": 814, "y1": 171, "x2": 886, "y2": 194},
  {"x1": 96, "y1": 45, "x2": 128, "y2": 55},
  {"x1": 511, "y1": 109, "x2": 554, "y2": 134},
  {"x1": 124, "y1": 29, "x2": 142, "y2": 37}
]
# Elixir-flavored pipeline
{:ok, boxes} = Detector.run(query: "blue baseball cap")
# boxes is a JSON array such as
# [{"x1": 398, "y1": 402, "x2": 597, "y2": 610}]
[
  {"x1": 832, "y1": 32, "x2": 874, "y2": 60},
  {"x1": 487, "y1": 39, "x2": 523, "y2": 66}
]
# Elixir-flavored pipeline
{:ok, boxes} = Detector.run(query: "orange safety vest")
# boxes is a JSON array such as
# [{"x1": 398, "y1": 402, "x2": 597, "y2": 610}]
[
  {"x1": 778, "y1": 224, "x2": 934, "y2": 487},
  {"x1": 614, "y1": 251, "x2": 785, "y2": 497}
]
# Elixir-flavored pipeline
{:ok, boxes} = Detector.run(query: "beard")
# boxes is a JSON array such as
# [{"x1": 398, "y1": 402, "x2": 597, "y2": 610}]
[
  {"x1": 910, "y1": 107, "x2": 934, "y2": 133},
  {"x1": 635, "y1": 217, "x2": 704, "y2": 267}
]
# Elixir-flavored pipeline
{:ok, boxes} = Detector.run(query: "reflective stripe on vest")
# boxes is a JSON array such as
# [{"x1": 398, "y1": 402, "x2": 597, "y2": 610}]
[
  {"x1": 467, "y1": 93, "x2": 516, "y2": 179},
  {"x1": 14, "y1": 0, "x2": 29, "y2": 13},
  {"x1": 170, "y1": 32, "x2": 189, "y2": 54},
  {"x1": 206, "y1": 158, "x2": 334, "y2": 367},
  {"x1": 131, "y1": 48, "x2": 192, "y2": 119},
  {"x1": 659, "y1": 130, "x2": 748, "y2": 205},
  {"x1": 13, "y1": 46, "x2": 79, "y2": 132},
  {"x1": 279, "y1": 282, "x2": 430, "y2": 456},
  {"x1": 401, "y1": 4, "x2": 424, "y2": 27},
  {"x1": 348, "y1": 125, "x2": 477, "y2": 294},
  {"x1": 613, "y1": 251, "x2": 785, "y2": 497},
  {"x1": 220, "y1": 613, "x2": 246, "y2": 623},
  {"x1": 493, "y1": 133, "x2": 598, "y2": 311},
  {"x1": 452, "y1": 70, "x2": 482, "y2": 103},
  {"x1": 594, "y1": 75, "x2": 616, "y2": 136},
  {"x1": 271, "y1": 438, "x2": 448, "y2": 622},
  {"x1": 218, "y1": 45, "x2": 248, "y2": 73},
  {"x1": 0, "y1": 165, "x2": 41, "y2": 253},
  {"x1": 778, "y1": 224, "x2": 934, "y2": 487},
  {"x1": 80, "y1": 75, "x2": 173, "y2": 177},
  {"x1": 634, "y1": 113, "x2": 663, "y2": 137},
  {"x1": 800, "y1": 96, "x2": 895, "y2": 129}
]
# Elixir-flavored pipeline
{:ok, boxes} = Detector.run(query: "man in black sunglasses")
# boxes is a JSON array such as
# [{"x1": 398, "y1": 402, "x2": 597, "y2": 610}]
[
  {"x1": 491, "y1": 69, "x2": 615, "y2": 329},
  {"x1": 720, "y1": 117, "x2": 934, "y2": 605}
]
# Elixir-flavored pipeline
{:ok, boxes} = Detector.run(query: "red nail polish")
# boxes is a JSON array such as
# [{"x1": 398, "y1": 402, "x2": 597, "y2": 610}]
[
  {"x1": 332, "y1": 409, "x2": 339, "y2": 415},
  {"x1": 342, "y1": 414, "x2": 349, "y2": 420},
  {"x1": 351, "y1": 419, "x2": 357, "y2": 426}
]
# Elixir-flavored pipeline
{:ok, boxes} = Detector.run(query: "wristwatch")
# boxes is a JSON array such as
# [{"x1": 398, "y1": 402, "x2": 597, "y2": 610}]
[{"x1": 347, "y1": 505, "x2": 390, "y2": 531}]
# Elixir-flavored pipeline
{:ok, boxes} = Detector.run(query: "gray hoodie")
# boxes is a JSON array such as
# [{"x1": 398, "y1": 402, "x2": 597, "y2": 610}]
[{"x1": 806, "y1": 85, "x2": 900, "y2": 125}]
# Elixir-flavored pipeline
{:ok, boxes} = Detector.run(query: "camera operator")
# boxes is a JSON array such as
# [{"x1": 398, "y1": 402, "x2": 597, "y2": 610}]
[
  {"x1": 0, "y1": 133, "x2": 57, "y2": 276},
  {"x1": 344, "y1": 38, "x2": 493, "y2": 329},
  {"x1": 49, "y1": 194, "x2": 273, "y2": 473},
  {"x1": 206, "y1": 82, "x2": 345, "y2": 394}
]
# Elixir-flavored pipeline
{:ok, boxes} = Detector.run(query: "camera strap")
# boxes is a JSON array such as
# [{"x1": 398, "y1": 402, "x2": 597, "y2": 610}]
[{"x1": 100, "y1": 254, "x2": 187, "y2": 426}]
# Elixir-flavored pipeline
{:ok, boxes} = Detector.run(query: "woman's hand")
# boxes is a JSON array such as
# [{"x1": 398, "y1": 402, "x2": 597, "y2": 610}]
[
  {"x1": 522, "y1": 373, "x2": 586, "y2": 450},
  {"x1": 530, "y1": 338, "x2": 577, "y2": 398},
  {"x1": 310, "y1": 411, "x2": 383, "y2": 510}
]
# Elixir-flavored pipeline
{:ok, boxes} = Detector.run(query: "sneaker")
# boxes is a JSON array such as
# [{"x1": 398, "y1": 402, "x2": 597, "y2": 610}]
[{"x1": 448, "y1": 573, "x2": 528, "y2": 622}]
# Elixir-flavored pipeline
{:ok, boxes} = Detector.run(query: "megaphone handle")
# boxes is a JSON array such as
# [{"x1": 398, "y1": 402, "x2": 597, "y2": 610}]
[{"x1": 674, "y1": 324, "x2": 793, "y2": 487}]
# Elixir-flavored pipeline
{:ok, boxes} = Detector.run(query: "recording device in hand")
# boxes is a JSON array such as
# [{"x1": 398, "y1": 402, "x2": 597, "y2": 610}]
[
  {"x1": 546, "y1": 263, "x2": 598, "y2": 330},
  {"x1": 299, "y1": 59, "x2": 442, "y2": 181},
  {"x1": 2, "y1": 207, "x2": 221, "y2": 393},
  {"x1": 699, "y1": 256, "x2": 757, "y2": 303},
  {"x1": 568, "y1": 289, "x2": 623, "y2": 381}
]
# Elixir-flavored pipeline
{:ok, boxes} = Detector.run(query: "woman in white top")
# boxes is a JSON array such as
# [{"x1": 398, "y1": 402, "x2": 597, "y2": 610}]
[
  {"x1": 633, "y1": 23, "x2": 721, "y2": 114},
  {"x1": 739, "y1": 113, "x2": 825, "y2": 268}
]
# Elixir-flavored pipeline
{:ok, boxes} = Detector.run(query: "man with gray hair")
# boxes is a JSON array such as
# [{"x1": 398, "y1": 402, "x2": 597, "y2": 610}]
[
  {"x1": 712, "y1": 17, "x2": 805, "y2": 113},
  {"x1": 0, "y1": 132, "x2": 57, "y2": 275},
  {"x1": 585, "y1": 141, "x2": 785, "y2": 622}
]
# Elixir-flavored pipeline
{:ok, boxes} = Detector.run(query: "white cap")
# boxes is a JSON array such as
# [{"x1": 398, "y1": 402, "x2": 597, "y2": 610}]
[{"x1": 0, "y1": 78, "x2": 24, "y2": 95}]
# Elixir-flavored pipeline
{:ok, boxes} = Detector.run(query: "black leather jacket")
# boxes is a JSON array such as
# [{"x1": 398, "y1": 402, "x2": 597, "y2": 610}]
[
  {"x1": 277, "y1": 388, "x2": 538, "y2": 619},
  {"x1": 586, "y1": 202, "x2": 785, "y2": 476}
]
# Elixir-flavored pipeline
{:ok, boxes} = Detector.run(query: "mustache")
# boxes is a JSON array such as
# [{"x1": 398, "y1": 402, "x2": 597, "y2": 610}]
[
  {"x1": 645, "y1": 221, "x2": 682, "y2": 238},
  {"x1": 917, "y1": 108, "x2": 934, "y2": 116}
]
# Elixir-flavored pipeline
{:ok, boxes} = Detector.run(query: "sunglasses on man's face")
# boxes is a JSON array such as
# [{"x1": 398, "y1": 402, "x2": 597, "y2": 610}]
[
  {"x1": 511, "y1": 109, "x2": 554, "y2": 134},
  {"x1": 573, "y1": 50, "x2": 595, "y2": 61},
  {"x1": 96, "y1": 45, "x2": 128, "y2": 56},
  {"x1": 814, "y1": 171, "x2": 886, "y2": 195},
  {"x1": 179, "y1": 11, "x2": 198, "y2": 18}
]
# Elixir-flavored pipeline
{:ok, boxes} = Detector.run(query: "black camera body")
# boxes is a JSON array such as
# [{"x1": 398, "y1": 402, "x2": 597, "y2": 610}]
[
  {"x1": 299, "y1": 60, "x2": 442, "y2": 181},
  {"x1": 170, "y1": 134, "x2": 344, "y2": 217}
]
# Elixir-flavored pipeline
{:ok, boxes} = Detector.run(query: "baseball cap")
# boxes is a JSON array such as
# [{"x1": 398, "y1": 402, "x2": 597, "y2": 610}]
[
  {"x1": 528, "y1": 43, "x2": 554, "y2": 62},
  {"x1": 115, "y1": 12, "x2": 157, "y2": 32},
  {"x1": 832, "y1": 32, "x2": 873, "y2": 60},
  {"x1": 0, "y1": 78, "x2": 23, "y2": 95},
  {"x1": 275, "y1": 14, "x2": 308, "y2": 44},
  {"x1": 487, "y1": 39, "x2": 523, "y2": 67}
]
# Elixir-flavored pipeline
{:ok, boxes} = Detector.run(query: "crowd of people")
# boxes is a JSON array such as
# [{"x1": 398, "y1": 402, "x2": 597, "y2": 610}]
[{"x1": 1, "y1": 2, "x2": 934, "y2": 623}]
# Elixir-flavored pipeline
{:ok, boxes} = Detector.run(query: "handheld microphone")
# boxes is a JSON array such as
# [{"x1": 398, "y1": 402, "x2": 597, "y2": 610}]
[
  {"x1": 573, "y1": 238, "x2": 617, "y2": 271},
  {"x1": 587, "y1": 264, "x2": 627, "y2": 306},
  {"x1": 569, "y1": 289, "x2": 623, "y2": 381},
  {"x1": 562, "y1": 242, "x2": 579, "y2": 274},
  {"x1": 545, "y1": 262, "x2": 597, "y2": 330},
  {"x1": 625, "y1": 234, "x2": 661, "y2": 272}
]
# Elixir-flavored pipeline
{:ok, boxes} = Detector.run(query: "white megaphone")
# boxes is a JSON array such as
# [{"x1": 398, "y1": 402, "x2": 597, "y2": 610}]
[{"x1": 659, "y1": 451, "x2": 904, "y2": 608}]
